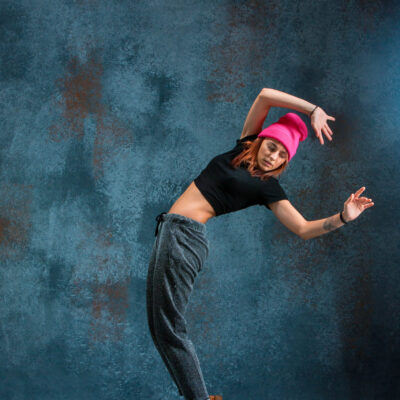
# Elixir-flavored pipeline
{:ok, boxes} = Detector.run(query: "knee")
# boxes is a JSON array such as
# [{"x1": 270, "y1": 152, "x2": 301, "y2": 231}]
[{"x1": 153, "y1": 311, "x2": 188, "y2": 343}]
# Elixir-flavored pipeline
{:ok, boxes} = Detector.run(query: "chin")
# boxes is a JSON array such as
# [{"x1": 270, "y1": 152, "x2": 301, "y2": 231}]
[
  {"x1": 258, "y1": 165, "x2": 272, "y2": 173},
  {"x1": 260, "y1": 162, "x2": 273, "y2": 172}
]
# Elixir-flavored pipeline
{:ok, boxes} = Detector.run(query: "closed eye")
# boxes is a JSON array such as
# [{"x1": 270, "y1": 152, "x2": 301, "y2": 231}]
[{"x1": 268, "y1": 145, "x2": 287, "y2": 158}]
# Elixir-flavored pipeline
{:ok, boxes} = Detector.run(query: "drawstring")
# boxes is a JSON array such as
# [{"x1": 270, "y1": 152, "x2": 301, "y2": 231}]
[{"x1": 155, "y1": 212, "x2": 167, "y2": 236}]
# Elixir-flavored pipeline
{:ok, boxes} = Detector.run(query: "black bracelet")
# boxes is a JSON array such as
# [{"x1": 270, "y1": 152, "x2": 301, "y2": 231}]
[
  {"x1": 340, "y1": 211, "x2": 348, "y2": 224},
  {"x1": 310, "y1": 106, "x2": 318, "y2": 117}
]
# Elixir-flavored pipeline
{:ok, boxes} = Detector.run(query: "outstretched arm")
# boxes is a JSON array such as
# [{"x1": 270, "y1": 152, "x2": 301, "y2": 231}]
[
  {"x1": 301, "y1": 212, "x2": 346, "y2": 240},
  {"x1": 269, "y1": 187, "x2": 374, "y2": 240}
]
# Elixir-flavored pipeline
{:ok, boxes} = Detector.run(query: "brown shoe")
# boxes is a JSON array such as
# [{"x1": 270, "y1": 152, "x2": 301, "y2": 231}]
[{"x1": 209, "y1": 396, "x2": 223, "y2": 400}]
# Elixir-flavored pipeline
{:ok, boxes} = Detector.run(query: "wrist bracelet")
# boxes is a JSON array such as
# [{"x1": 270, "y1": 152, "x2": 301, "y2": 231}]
[
  {"x1": 340, "y1": 211, "x2": 348, "y2": 224},
  {"x1": 310, "y1": 106, "x2": 318, "y2": 117}
]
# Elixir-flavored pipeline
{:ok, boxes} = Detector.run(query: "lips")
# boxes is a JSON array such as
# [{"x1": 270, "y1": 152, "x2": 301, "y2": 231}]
[{"x1": 263, "y1": 159, "x2": 272, "y2": 167}]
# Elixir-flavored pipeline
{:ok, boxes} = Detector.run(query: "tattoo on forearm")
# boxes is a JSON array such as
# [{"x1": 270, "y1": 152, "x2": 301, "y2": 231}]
[{"x1": 323, "y1": 216, "x2": 337, "y2": 232}]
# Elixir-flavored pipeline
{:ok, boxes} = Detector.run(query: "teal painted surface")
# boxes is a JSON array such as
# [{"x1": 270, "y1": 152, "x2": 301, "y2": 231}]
[{"x1": 1, "y1": 1, "x2": 399, "y2": 399}]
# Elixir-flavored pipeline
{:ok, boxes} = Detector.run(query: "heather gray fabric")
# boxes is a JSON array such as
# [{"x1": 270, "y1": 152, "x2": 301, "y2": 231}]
[{"x1": 146, "y1": 212, "x2": 210, "y2": 400}]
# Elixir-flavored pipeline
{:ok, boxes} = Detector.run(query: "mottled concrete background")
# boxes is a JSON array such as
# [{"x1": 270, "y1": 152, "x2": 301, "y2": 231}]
[{"x1": 1, "y1": 0, "x2": 399, "y2": 399}]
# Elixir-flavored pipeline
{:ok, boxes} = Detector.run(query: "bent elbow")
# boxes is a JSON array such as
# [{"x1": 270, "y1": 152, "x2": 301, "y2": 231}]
[
  {"x1": 299, "y1": 232, "x2": 308, "y2": 241},
  {"x1": 260, "y1": 88, "x2": 270, "y2": 97},
  {"x1": 298, "y1": 222, "x2": 309, "y2": 240}
]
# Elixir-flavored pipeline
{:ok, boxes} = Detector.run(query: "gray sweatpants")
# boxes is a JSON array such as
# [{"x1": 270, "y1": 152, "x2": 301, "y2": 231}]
[{"x1": 146, "y1": 212, "x2": 210, "y2": 400}]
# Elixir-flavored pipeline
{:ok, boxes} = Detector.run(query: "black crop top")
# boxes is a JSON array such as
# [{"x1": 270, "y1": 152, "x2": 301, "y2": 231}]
[{"x1": 193, "y1": 134, "x2": 289, "y2": 216}]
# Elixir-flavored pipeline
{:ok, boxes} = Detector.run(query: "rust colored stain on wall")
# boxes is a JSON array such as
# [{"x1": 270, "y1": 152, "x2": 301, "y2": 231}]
[
  {"x1": 93, "y1": 112, "x2": 133, "y2": 180},
  {"x1": 88, "y1": 229, "x2": 130, "y2": 343},
  {"x1": 50, "y1": 53, "x2": 103, "y2": 142},
  {"x1": 206, "y1": 1, "x2": 281, "y2": 103},
  {"x1": 49, "y1": 51, "x2": 133, "y2": 180},
  {"x1": 49, "y1": 52, "x2": 133, "y2": 341},
  {"x1": 0, "y1": 183, "x2": 33, "y2": 261},
  {"x1": 69, "y1": 224, "x2": 131, "y2": 343},
  {"x1": 89, "y1": 277, "x2": 130, "y2": 344}
]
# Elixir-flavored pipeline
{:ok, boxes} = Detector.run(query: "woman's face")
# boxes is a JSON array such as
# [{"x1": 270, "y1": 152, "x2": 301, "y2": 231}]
[{"x1": 257, "y1": 138, "x2": 288, "y2": 172}]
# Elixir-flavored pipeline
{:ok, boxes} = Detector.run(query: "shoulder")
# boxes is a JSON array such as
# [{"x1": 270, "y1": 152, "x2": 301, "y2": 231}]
[{"x1": 261, "y1": 175, "x2": 287, "y2": 192}]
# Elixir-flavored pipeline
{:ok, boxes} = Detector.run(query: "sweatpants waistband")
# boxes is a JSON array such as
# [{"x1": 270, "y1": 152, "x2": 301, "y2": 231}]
[{"x1": 155, "y1": 212, "x2": 207, "y2": 237}]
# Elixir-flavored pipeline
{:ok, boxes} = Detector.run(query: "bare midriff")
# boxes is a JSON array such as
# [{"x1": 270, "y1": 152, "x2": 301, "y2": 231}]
[{"x1": 167, "y1": 181, "x2": 216, "y2": 224}]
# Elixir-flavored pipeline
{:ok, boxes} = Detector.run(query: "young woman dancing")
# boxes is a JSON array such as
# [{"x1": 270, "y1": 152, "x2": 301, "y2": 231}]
[{"x1": 146, "y1": 88, "x2": 374, "y2": 400}]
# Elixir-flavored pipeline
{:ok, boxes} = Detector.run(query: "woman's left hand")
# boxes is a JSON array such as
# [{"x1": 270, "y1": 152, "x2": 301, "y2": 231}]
[
  {"x1": 343, "y1": 187, "x2": 374, "y2": 222},
  {"x1": 310, "y1": 107, "x2": 335, "y2": 145}
]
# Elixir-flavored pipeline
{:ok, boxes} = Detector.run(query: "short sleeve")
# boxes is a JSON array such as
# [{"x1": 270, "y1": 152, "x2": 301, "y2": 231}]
[
  {"x1": 229, "y1": 134, "x2": 259, "y2": 154},
  {"x1": 262, "y1": 178, "x2": 288, "y2": 210},
  {"x1": 236, "y1": 134, "x2": 258, "y2": 145}
]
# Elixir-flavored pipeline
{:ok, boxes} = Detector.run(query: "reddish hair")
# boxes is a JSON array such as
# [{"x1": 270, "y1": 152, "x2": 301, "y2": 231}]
[{"x1": 231, "y1": 137, "x2": 289, "y2": 181}]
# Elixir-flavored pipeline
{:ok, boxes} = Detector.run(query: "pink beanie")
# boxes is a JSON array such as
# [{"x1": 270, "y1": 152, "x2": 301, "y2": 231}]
[{"x1": 257, "y1": 113, "x2": 308, "y2": 161}]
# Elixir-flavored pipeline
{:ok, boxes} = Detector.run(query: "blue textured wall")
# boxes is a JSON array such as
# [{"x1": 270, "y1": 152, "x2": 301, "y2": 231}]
[{"x1": 1, "y1": 1, "x2": 399, "y2": 399}]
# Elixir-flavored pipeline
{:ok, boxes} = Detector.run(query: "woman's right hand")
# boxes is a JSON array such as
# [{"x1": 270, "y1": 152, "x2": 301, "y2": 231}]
[
  {"x1": 310, "y1": 107, "x2": 335, "y2": 145},
  {"x1": 342, "y1": 187, "x2": 374, "y2": 222}
]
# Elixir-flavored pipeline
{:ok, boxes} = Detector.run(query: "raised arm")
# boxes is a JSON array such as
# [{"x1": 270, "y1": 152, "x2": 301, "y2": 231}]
[
  {"x1": 269, "y1": 187, "x2": 374, "y2": 240},
  {"x1": 241, "y1": 88, "x2": 335, "y2": 144},
  {"x1": 240, "y1": 89, "x2": 272, "y2": 138},
  {"x1": 262, "y1": 88, "x2": 317, "y2": 117}
]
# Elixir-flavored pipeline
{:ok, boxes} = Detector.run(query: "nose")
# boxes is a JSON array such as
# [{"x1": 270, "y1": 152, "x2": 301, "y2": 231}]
[{"x1": 269, "y1": 150, "x2": 278, "y2": 161}]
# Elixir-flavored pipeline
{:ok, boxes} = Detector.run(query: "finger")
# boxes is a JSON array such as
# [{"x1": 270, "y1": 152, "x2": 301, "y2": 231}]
[
  {"x1": 355, "y1": 187, "x2": 366, "y2": 198},
  {"x1": 322, "y1": 127, "x2": 333, "y2": 141},
  {"x1": 363, "y1": 202, "x2": 374, "y2": 209},
  {"x1": 354, "y1": 187, "x2": 365, "y2": 198},
  {"x1": 328, "y1": 116, "x2": 336, "y2": 121},
  {"x1": 325, "y1": 124, "x2": 334, "y2": 136},
  {"x1": 322, "y1": 126, "x2": 330, "y2": 137},
  {"x1": 318, "y1": 131, "x2": 324, "y2": 145},
  {"x1": 356, "y1": 200, "x2": 371, "y2": 207}
]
